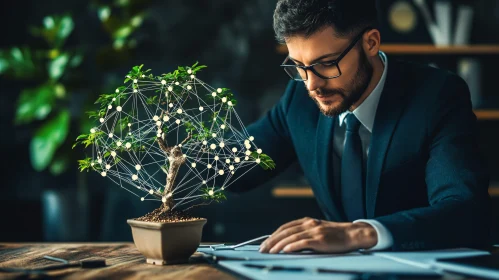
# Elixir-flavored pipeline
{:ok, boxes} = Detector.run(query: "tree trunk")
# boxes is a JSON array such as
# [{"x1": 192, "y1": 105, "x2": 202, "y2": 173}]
[{"x1": 161, "y1": 146, "x2": 186, "y2": 212}]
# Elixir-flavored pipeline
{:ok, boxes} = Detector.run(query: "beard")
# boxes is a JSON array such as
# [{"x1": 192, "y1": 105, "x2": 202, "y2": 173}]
[{"x1": 308, "y1": 49, "x2": 373, "y2": 117}]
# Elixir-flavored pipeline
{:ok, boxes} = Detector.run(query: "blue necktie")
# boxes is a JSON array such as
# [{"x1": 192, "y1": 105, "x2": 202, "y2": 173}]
[{"x1": 341, "y1": 114, "x2": 365, "y2": 221}]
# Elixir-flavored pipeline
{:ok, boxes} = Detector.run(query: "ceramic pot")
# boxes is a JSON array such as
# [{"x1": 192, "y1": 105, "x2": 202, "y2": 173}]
[{"x1": 127, "y1": 218, "x2": 207, "y2": 265}]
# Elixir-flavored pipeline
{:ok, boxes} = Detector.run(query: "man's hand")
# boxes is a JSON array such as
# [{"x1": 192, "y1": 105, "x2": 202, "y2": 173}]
[{"x1": 259, "y1": 217, "x2": 378, "y2": 254}]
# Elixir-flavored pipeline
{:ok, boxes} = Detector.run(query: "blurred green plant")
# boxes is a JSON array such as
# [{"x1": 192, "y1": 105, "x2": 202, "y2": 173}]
[{"x1": 1, "y1": 0, "x2": 152, "y2": 176}]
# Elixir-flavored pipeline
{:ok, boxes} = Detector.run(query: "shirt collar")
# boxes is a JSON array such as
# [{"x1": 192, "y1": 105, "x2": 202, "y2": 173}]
[{"x1": 339, "y1": 51, "x2": 388, "y2": 133}]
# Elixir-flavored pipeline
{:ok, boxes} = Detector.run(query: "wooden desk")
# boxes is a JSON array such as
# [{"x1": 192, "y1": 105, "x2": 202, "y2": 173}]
[
  {"x1": 0, "y1": 243, "x2": 235, "y2": 280},
  {"x1": 1, "y1": 243, "x2": 498, "y2": 279}
]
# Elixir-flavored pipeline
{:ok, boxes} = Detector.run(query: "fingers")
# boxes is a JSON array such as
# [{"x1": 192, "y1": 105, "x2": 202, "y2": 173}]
[
  {"x1": 282, "y1": 238, "x2": 320, "y2": 253},
  {"x1": 260, "y1": 218, "x2": 321, "y2": 253},
  {"x1": 268, "y1": 230, "x2": 316, "y2": 254}
]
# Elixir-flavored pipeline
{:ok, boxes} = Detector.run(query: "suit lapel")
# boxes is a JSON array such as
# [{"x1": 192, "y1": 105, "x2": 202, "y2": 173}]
[
  {"x1": 366, "y1": 59, "x2": 407, "y2": 218},
  {"x1": 315, "y1": 114, "x2": 344, "y2": 221}
]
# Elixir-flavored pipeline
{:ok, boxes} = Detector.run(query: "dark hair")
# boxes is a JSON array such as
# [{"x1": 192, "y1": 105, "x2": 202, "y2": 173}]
[{"x1": 273, "y1": 0, "x2": 378, "y2": 43}]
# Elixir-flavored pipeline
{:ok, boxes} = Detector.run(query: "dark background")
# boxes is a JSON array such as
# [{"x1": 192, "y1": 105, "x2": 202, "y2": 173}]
[{"x1": 2, "y1": 0, "x2": 499, "y2": 244}]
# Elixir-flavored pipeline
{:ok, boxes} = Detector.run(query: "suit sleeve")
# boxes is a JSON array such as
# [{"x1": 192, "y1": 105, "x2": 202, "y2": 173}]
[
  {"x1": 375, "y1": 74, "x2": 492, "y2": 251},
  {"x1": 224, "y1": 80, "x2": 299, "y2": 193}
]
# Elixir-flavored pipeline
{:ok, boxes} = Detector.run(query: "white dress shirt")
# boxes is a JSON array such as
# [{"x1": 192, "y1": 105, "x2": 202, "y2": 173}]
[{"x1": 333, "y1": 51, "x2": 393, "y2": 251}]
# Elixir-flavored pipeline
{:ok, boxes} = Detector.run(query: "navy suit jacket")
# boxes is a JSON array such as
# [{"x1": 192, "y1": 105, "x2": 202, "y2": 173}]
[{"x1": 230, "y1": 57, "x2": 491, "y2": 251}]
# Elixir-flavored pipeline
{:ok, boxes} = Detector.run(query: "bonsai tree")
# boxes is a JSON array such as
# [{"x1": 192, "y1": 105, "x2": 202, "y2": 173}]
[{"x1": 74, "y1": 63, "x2": 275, "y2": 220}]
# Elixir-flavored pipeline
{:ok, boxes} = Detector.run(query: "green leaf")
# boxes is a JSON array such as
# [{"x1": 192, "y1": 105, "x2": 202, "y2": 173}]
[
  {"x1": 15, "y1": 84, "x2": 56, "y2": 124},
  {"x1": 49, "y1": 154, "x2": 69, "y2": 175},
  {"x1": 30, "y1": 110, "x2": 70, "y2": 171},
  {"x1": 0, "y1": 57, "x2": 8, "y2": 74},
  {"x1": 48, "y1": 53, "x2": 69, "y2": 80},
  {"x1": 55, "y1": 15, "x2": 74, "y2": 48},
  {"x1": 68, "y1": 53, "x2": 83, "y2": 68}
]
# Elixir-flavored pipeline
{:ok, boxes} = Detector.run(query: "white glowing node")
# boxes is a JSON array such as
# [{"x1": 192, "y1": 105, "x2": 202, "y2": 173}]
[
  {"x1": 161, "y1": 80, "x2": 166, "y2": 85},
  {"x1": 245, "y1": 143, "x2": 251, "y2": 149},
  {"x1": 210, "y1": 144, "x2": 216, "y2": 150},
  {"x1": 231, "y1": 171, "x2": 234, "y2": 174},
  {"x1": 250, "y1": 136, "x2": 255, "y2": 141},
  {"x1": 214, "y1": 156, "x2": 219, "y2": 161},
  {"x1": 90, "y1": 128, "x2": 96, "y2": 133},
  {"x1": 222, "y1": 187, "x2": 225, "y2": 190},
  {"x1": 222, "y1": 97, "x2": 227, "y2": 103},
  {"x1": 133, "y1": 89, "x2": 138, "y2": 93},
  {"x1": 169, "y1": 103, "x2": 173, "y2": 108},
  {"x1": 182, "y1": 154, "x2": 186, "y2": 158},
  {"x1": 153, "y1": 115, "x2": 159, "y2": 121},
  {"x1": 178, "y1": 144, "x2": 182, "y2": 147},
  {"x1": 168, "y1": 86, "x2": 173, "y2": 91},
  {"x1": 105, "y1": 164, "x2": 110, "y2": 170},
  {"x1": 177, "y1": 109, "x2": 182, "y2": 114},
  {"x1": 162, "y1": 197, "x2": 166, "y2": 203},
  {"x1": 108, "y1": 133, "x2": 114, "y2": 138},
  {"x1": 175, "y1": 119, "x2": 181, "y2": 124},
  {"x1": 111, "y1": 151, "x2": 117, "y2": 157},
  {"x1": 99, "y1": 118, "x2": 104, "y2": 123},
  {"x1": 133, "y1": 79, "x2": 138, "y2": 83},
  {"x1": 217, "y1": 88, "x2": 222, "y2": 93},
  {"x1": 128, "y1": 123, "x2": 132, "y2": 127},
  {"x1": 256, "y1": 158, "x2": 261, "y2": 164},
  {"x1": 199, "y1": 106, "x2": 204, "y2": 111},
  {"x1": 244, "y1": 140, "x2": 250, "y2": 145},
  {"x1": 245, "y1": 156, "x2": 249, "y2": 160},
  {"x1": 117, "y1": 141, "x2": 122, "y2": 147},
  {"x1": 125, "y1": 142, "x2": 131, "y2": 149},
  {"x1": 141, "y1": 75, "x2": 145, "y2": 78},
  {"x1": 187, "y1": 85, "x2": 192, "y2": 90},
  {"x1": 149, "y1": 189, "x2": 154, "y2": 194},
  {"x1": 232, "y1": 147, "x2": 238, "y2": 152},
  {"x1": 128, "y1": 132, "x2": 132, "y2": 135},
  {"x1": 219, "y1": 142, "x2": 225, "y2": 148},
  {"x1": 221, "y1": 125, "x2": 226, "y2": 129},
  {"x1": 135, "y1": 164, "x2": 141, "y2": 171},
  {"x1": 203, "y1": 180, "x2": 207, "y2": 184},
  {"x1": 187, "y1": 69, "x2": 192, "y2": 74},
  {"x1": 207, "y1": 164, "x2": 212, "y2": 169},
  {"x1": 112, "y1": 98, "x2": 116, "y2": 101},
  {"x1": 228, "y1": 101, "x2": 233, "y2": 106},
  {"x1": 132, "y1": 174, "x2": 138, "y2": 181},
  {"x1": 212, "y1": 133, "x2": 217, "y2": 138},
  {"x1": 101, "y1": 171, "x2": 107, "y2": 177},
  {"x1": 191, "y1": 163, "x2": 196, "y2": 168},
  {"x1": 257, "y1": 149, "x2": 262, "y2": 154},
  {"x1": 98, "y1": 159, "x2": 102, "y2": 164},
  {"x1": 202, "y1": 140, "x2": 207, "y2": 145},
  {"x1": 141, "y1": 197, "x2": 144, "y2": 201},
  {"x1": 163, "y1": 116, "x2": 169, "y2": 122},
  {"x1": 175, "y1": 82, "x2": 179, "y2": 85},
  {"x1": 156, "y1": 121, "x2": 161, "y2": 126},
  {"x1": 235, "y1": 157, "x2": 240, "y2": 163},
  {"x1": 115, "y1": 89, "x2": 119, "y2": 93},
  {"x1": 208, "y1": 190, "x2": 214, "y2": 196},
  {"x1": 190, "y1": 75, "x2": 195, "y2": 79},
  {"x1": 245, "y1": 150, "x2": 251, "y2": 155},
  {"x1": 91, "y1": 162, "x2": 95, "y2": 166},
  {"x1": 157, "y1": 133, "x2": 161, "y2": 138},
  {"x1": 219, "y1": 170, "x2": 225, "y2": 175},
  {"x1": 229, "y1": 165, "x2": 234, "y2": 170},
  {"x1": 108, "y1": 105, "x2": 112, "y2": 109},
  {"x1": 226, "y1": 159, "x2": 231, "y2": 163},
  {"x1": 116, "y1": 106, "x2": 122, "y2": 112},
  {"x1": 212, "y1": 92, "x2": 216, "y2": 97}
]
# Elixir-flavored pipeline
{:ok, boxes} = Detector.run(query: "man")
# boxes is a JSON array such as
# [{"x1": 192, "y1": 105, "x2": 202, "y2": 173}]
[{"x1": 230, "y1": 0, "x2": 491, "y2": 253}]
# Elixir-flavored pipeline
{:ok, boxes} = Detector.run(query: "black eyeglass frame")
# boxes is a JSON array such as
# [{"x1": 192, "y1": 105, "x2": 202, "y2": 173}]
[{"x1": 280, "y1": 27, "x2": 373, "y2": 81}]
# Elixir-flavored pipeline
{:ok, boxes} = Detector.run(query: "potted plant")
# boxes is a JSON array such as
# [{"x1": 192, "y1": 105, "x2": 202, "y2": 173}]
[{"x1": 74, "y1": 63, "x2": 275, "y2": 265}]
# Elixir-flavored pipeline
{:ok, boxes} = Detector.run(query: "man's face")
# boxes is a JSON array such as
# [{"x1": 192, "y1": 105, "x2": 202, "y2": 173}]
[{"x1": 285, "y1": 26, "x2": 373, "y2": 117}]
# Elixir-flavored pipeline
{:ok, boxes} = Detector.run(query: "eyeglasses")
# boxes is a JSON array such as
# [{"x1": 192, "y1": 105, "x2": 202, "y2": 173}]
[{"x1": 280, "y1": 27, "x2": 372, "y2": 81}]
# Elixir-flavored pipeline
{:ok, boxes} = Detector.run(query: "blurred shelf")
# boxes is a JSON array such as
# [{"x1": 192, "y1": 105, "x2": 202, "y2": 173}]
[
  {"x1": 474, "y1": 110, "x2": 499, "y2": 120},
  {"x1": 276, "y1": 44, "x2": 499, "y2": 55},
  {"x1": 273, "y1": 185, "x2": 499, "y2": 198}
]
